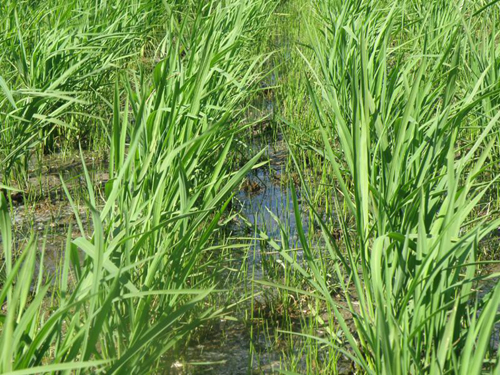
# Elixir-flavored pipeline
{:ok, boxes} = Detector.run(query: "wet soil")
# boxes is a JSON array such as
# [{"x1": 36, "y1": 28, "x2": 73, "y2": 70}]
[{"x1": 1, "y1": 151, "x2": 108, "y2": 277}]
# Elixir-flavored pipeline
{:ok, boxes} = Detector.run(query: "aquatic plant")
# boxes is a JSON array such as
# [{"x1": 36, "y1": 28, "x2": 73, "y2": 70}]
[
  {"x1": 0, "y1": 0, "x2": 275, "y2": 373},
  {"x1": 276, "y1": 0, "x2": 500, "y2": 373}
]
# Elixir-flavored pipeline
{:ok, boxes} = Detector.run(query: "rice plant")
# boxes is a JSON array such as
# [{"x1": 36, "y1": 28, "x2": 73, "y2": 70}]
[
  {"x1": 0, "y1": 0, "x2": 275, "y2": 373},
  {"x1": 273, "y1": 0, "x2": 500, "y2": 373},
  {"x1": 2, "y1": 0, "x2": 500, "y2": 373}
]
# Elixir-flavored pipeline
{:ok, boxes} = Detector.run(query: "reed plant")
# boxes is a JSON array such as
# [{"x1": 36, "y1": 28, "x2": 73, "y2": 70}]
[
  {"x1": 0, "y1": 0, "x2": 170, "y2": 179},
  {"x1": 0, "y1": 0, "x2": 275, "y2": 373},
  {"x1": 274, "y1": 0, "x2": 500, "y2": 373}
]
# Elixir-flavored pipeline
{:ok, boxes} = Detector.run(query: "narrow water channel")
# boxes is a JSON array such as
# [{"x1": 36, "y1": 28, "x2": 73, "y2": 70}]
[{"x1": 170, "y1": 10, "x2": 314, "y2": 372}]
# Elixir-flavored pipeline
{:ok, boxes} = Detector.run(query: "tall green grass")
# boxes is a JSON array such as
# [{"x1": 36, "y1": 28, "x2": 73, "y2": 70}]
[
  {"x1": 0, "y1": 0, "x2": 168, "y2": 179},
  {"x1": 0, "y1": 0, "x2": 275, "y2": 373},
  {"x1": 4, "y1": 0, "x2": 500, "y2": 372},
  {"x1": 274, "y1": 0, "x2": 500, "y2": 373}
]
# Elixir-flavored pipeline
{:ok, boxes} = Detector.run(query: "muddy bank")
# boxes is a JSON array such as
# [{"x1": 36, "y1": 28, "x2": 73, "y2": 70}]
[{"x1": 0, "y1": 151, "x2": 107, "y2": 279}]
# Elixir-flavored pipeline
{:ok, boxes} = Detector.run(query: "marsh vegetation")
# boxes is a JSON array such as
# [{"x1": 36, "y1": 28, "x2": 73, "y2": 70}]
[{"x1": 1, "y1": 0, "x2": 500, "y2": 373}]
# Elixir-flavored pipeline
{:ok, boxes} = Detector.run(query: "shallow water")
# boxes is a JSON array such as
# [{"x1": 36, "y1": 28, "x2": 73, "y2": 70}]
[
  {"x1": 174, "y1": 125, "x2": 323, "y2": 374},
  {"x1": 2, "y1": 152, "x2": 106, "y2": 280},
  {"x1": 235, "y1": 138, "x2": 310, "y2": 278}
]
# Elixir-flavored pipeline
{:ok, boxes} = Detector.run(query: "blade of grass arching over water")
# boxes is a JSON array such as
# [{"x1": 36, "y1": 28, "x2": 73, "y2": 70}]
[{"x1": 1, "y1": 360, "x2": 113, "y2": 375}]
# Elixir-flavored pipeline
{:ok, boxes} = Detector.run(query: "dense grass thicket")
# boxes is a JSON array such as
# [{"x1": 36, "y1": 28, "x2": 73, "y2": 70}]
[
  {"x1": 1, "y1": 0, "x2": 500, "y2": 374},
  {"x1": 289, "y1": 0, "x2": 500, "y2": 373},
  {"x1": 0, "y1": 0, "x2": 275, "y2": 373}
]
